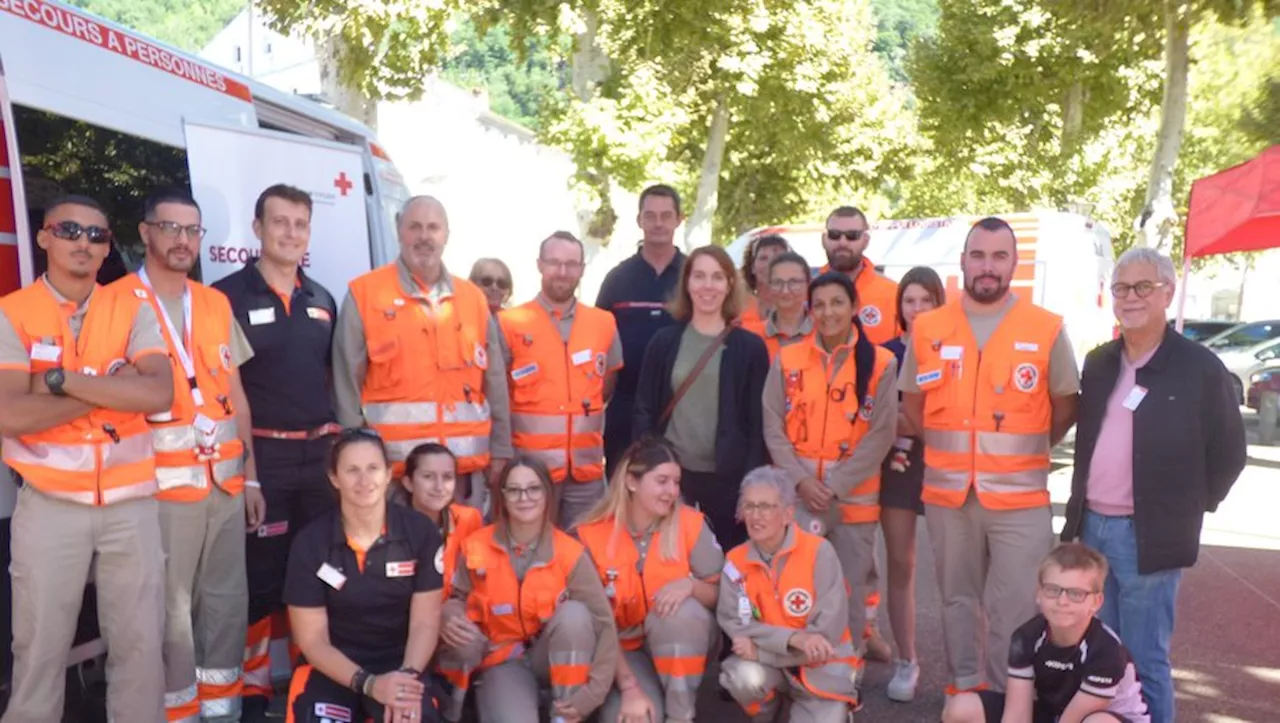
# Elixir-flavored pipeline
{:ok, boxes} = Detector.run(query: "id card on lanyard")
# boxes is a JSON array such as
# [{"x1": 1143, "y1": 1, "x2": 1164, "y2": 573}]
[{"x1": 137, "y1": 269, "x2": 216, "y2": 446}]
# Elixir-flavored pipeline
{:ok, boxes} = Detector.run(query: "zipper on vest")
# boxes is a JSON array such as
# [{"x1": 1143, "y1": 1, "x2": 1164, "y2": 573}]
[
  {"x1": 563, "y1": 336, "x2": 573, "y2": 475},
  {"x1": 94, "y1": 438, "x2": 105, "y2": 505}
]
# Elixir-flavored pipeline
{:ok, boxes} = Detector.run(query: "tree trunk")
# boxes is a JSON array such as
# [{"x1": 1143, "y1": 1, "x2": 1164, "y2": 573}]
[
  {"x1": 317, "y1": 32, "x2": 377, "y2": 130},
  {"x1": 1060, "y1": 78, "x2": 1084, "y2": 155},
  {"x1": 571, "y1": 8, "x2": 611, "y2": 103},
  {"x1": 683, "y1": 93, "x2": 731, "y2": 251},
  {"x1": 1136, "y1": 0, "x2": 1191, "y2": 250}
]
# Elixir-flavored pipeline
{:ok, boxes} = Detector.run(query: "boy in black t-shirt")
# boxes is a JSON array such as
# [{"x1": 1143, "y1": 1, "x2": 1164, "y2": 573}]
[{"x1": 942, "y1": 543, "x2": 1151, "y2": 723}]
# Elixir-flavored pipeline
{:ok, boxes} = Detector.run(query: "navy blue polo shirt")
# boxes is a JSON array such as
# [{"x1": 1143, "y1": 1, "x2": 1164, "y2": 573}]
[
  {"x1": 594, "y1": 247, "x2": 685, "y2": 402},
  {"x1": 283, "y1": 503, "x2": 443, "y2": 669},
  {"x1": 212, "y1": 263, "x2": 338, "y2": 430}
]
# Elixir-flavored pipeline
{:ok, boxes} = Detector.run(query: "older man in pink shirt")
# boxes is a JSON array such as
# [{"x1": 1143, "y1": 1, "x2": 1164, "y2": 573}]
[{"x1": 1061, "y1": 247, "x2": 1246, "y2": 723}]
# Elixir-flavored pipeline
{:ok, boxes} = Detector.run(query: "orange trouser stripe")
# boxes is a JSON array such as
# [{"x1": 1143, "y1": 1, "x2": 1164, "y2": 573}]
[
  {"x1": 284, "y1": 665, "x2": 313, "y2": 723},
  {"x1": 743, "y1": 688, "x2": 777, "y2": 716},
  {"x1": 165, "y1": 700, "x2": 200, "y2": 722},
  {"x1": 945, "y1": 682, "x2": 990, "y2": 696},
  {"x1": 653, "y1": 655, "x2": 707, "y2": 678},
  {"x1": 549, "y1": 663, "x2": 590, "y2": 687}
]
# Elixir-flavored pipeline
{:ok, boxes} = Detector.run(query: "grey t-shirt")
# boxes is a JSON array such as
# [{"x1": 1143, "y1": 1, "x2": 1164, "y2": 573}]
[{"x1": 664, "y1": 325, "x2": 723, "y2": 473}]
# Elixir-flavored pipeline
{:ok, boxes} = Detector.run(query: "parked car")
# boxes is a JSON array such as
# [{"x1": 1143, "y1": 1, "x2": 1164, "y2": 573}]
[
  {"x1": 1170, "y1": 319, "x2": 1239, "y2": 343},
  {"x1": 1218, "y1": 337, "x2": 1280, "y2": 403},
  {"x1": 1204, "y1": 320, "x2": 1280, "y2": 351},
  {"x1": 1246, "y1": 363, "x2": 1280, "y2": 410}
]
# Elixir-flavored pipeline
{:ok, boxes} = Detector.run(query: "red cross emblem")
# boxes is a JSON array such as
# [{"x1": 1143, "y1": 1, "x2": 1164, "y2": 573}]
[
  {"x1": 334, "y1": 171, "x2": 354, "y2": 196},
  {"x1": 784, "y1": 588, "x2": 813, "y2": 616},
  {"x1": 859, "y1": 304, "x2": 881, "y2": 326},
  {"x1": 1014, "y1": 362, "x2": 1039, "y2": 392}
]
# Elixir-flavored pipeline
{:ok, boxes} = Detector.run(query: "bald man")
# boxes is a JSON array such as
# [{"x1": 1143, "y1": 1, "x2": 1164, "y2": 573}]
[{"x1": 333, "y1": 196, "x2": 511, "y2": 511}]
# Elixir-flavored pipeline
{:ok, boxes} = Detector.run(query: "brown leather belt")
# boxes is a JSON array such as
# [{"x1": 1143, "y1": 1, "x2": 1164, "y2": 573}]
[{"x1": 251, "y1": 422, "x2": 343, "y2": 441}]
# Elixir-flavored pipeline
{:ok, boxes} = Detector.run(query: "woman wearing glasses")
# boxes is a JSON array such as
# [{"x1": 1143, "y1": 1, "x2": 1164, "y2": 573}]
[
  {"x1": 282, "y1": 429, "x2": 444, "y2": 723},
  {"x1": 632, "y1": 245, "x2": 769, "y2": 551},
  {"x1": 469, "y1": 258, "x2": 514, "y2": 315},
  {"x1": 745, "y1": 251, "x2": 816, "y2": 361},
  {"x1": 761, "y1": 272, "x2": 898, "y2": 680},
  {"x1": 738, "y1": 234, "x2": 790, "y2": 331},
  {"x1": 574, "y1": 438, "x2": 723, "y2": 723},
  {"x1": 437, "y1": 457, "x2": 618, "y2": 723},
  {"x1": 718, "y1": 466, "x2": 862, "y2": 720}
]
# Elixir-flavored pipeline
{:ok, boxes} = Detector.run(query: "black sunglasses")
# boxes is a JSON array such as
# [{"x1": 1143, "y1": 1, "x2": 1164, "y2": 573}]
[
  {"x1": 826, "y1": 229, "x2": 866, "y2": 242},
  {"x1": 475, "y1": 275, "x2": 512, "y2": 291},
  {"x1": 43, "y1": 221, "x2": 114, "y2": 245}
]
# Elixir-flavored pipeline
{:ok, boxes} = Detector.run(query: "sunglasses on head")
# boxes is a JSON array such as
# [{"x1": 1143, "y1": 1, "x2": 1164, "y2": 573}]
[
  {"x1": 43, "y1": 221, "x2": 114, "y2": 245},
  {"x1": 476, "y1": 275, "x2": 512, "y2": 291},
  {"x1": 826, "y1": 229, "x2": 866, "y2": 242}
]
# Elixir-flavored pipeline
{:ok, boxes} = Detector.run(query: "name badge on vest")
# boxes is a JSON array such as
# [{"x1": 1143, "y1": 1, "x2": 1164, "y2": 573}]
[
  {"x1": 31, "y1": 343, "x2": 61, "y2": 363},
  {"x1": 511, "y1": 362, "x2": 539, "y2": 381},
  {"x1": 570, "y1": 349, "x2": 593, "y2": 366},
  {"x1": 1014, "y1": 341, "x2": 1040, "y2": 352},
  {"x1": 317, "y1": 563, "x2": 347, "y2": 590},
  {"x1": 386, "y1": 561, "x2": 416, "y2": 578},
  {"x1": 737, "y1": 595, "x2": 752, "y2": 625},
  {"x1": 940, "y1": 345, "x2": 963, "y2": 360},
  {"x1": 1122, "y1": 385, "x2": 1148, "y2": 411},
  {"x1": 491, "y1": 603, "x2": 514, "y2": 616},
  {"x1": 248, "y1": 308, "x2": 276, "y2": 326},
  {"x1": 193, "y1": 413, "x2": 218, "y2": 458}
]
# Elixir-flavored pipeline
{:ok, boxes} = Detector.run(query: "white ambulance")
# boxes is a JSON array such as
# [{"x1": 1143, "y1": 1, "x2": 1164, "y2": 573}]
[
  {"x1": 725, "y1": 212, "x2": 1117, "y2": 364},
  {"x1": 0, "y1": 1, "x2": 412, "y2": 715}
]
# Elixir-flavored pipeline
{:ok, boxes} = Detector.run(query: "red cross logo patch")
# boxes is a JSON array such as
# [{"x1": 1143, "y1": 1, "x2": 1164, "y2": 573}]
[
  {"x1": 784, "y1": 588, "x2": 813, "y2": 616},
  {"x1": 1014, "y1": 362, "x2": 1039, "y2": 392},
  {"x1": 859, "y1": 304, "x2": 882, "y2": 326},
  {"x1": 219, "y1": 344, "x2": 232, "y2": 371},
  {"x1": 859, "y1": 395, "x2": 875, "y2": 421}
]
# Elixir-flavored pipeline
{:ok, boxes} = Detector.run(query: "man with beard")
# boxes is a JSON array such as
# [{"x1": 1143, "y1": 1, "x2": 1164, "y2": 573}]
[
  {"x1": 110, "y1": 188, "x2": 261, "y2": 721},
  {"x1": 821, "y1": 206, "x2": 899, "y2": 346},
  {"x1": 497, "y1": 231, "x2": 622, "y2": 525},
  {"x1": 0, "y1": 195, "x2": 174, "y2": 723},
  {"x1": 333, "y1": 195, "x2": 511, "y2": 510},
  {"x1": 900, "y1": 217, "x2": 1080, "y2": 697}
]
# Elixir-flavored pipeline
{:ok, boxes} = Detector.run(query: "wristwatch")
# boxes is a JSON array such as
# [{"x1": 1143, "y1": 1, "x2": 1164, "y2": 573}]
[{"x1": 44, "y1": 368, "x2": 67, "y2": 397}]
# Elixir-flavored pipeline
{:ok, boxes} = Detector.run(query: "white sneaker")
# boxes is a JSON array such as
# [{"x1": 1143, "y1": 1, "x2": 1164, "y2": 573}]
[{"x1": 887, "y1": 659, "x2": 920, "y2": 702}]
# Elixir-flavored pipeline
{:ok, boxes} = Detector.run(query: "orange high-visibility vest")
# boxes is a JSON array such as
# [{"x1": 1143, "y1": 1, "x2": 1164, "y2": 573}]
[
  {"x1": 820, "y1": 258, "x2": 899, "y2": 345},
  {"x1": 576, "y1": 505, "x2": 706, "y2": 651},
  {"x1": 498, "y1": 300, "x2": 617, "y2": 483},
  {"x1": 743, "y1": 313, "x2": 815, "y2": 363},
  {"x1": 350, "y1": 264, "x2": 492, "y2": 474},
  {"x1": 0, "y1": 280, "x2": 157, "y2": 505},
  {"x1": 780, "y1": 334, "x2": 894, "y2": 523},
  {"x1": 910, "y1": 298, "x2": 1062, "y2": 511},
  {"x1": 440, "y1": 503, "x2": 484, "y2": 600},
  {"x1": 111, "y1": 274, "x2": 245, "y2": 502},
  {"x1": 724, "y1": 528, "x2": 860, "y2": 707},
  {"x1": 461, "y1": 525, "x2": 585, "y2": 670}
]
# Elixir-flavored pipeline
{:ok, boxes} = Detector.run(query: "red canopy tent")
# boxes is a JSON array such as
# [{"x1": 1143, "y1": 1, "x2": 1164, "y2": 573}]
[{"x1": 1176, "y1": 145, "x2": 1280, "y2": 328}]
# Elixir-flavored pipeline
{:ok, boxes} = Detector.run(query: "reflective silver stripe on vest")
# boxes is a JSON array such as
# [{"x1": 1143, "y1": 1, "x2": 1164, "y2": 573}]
[
  {"x1": 365, "y1": 400, "x2": 492, "y2": 426},
  {"x1": 922, "y1": 429, "x2": 969, "y2": 454},
  {"x1": 384, "y1": 435, "x2": 491, "y2": 463},
  {"x1": 922, "y1": 465, "x2": 969, "y2": 491},
  {"x1": 511, "y1": 412, "x2": 567, "y2": 436},
  {"x1": 975, "y1": 469, "x2": 1049, "y2": 493},
  {"x1": 164, "y1": 683, "x2": 198, "y2": 708},
  {"x1": 975, "y1": 431, "x2": 1050, "y2": 457},
  {"x1": 156, "y1": 457, "x2": 244, "y2": 492},
  {"x1": 572, "y1": 414, "x2": 604, "y2": 434},
  {"x1": 570, "y1": 445, "x2": 603, "y2": 469},
  {"x1": 3, "y1": 430, "x2": 153, "y2": 473},
  {"x1": 39, "y1": 488, "x2": 97, "y2": 504},
  {"x1": 152, "y1": 418, "x2": 239, "y2": 454},
  {"x1": 522, "y1": 448, "x2": 565, "y2": 470}
]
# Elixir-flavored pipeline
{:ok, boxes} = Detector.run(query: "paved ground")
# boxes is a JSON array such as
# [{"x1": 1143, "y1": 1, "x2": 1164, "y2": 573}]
[{"x1": 695, "y1": 409, "x2": 1280, "y2": 722}]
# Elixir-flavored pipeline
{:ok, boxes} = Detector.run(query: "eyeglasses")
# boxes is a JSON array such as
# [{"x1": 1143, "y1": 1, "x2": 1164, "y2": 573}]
[
  {"x1": 1110, "y1": 281, "x2": 1166, "y2": 299},
  {"x1": 540, "y1": 258, "x2": 584, "y2": 273},
  {"x1": 502, "y1": 485, "x2": 546, "y2": 501},
  {"x1": 143, "y1": 220, "x2": 207, "y2": 240},
  {"x1": 475, "y1": 275, "x2": 512, "y2": 291},
  {"x1": 769, "y1": 278, "x2": 808, "y2": 293},
  {"x1": 43, "y1": 221, "x2": 114, "y2": 245},
  {"x1": 740, "y1": 501, "x2": 781, "y2": 516},
  {"x1": 1040, "y1": 582, "x2": 1098, "y2": 603},
  {"x1": 826, "y1": 229, "x2": 866, "y2": 242}
]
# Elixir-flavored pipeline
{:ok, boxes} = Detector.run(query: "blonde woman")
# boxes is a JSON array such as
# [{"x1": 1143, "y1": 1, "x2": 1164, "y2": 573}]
[{"x1": 573, "y1": 438, "x2": 723, "y2": 723}]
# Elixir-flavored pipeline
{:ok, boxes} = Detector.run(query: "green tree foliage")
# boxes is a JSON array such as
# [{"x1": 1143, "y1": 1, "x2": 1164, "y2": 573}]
[
  {"x1": 439, "y1": 20, "x2": 565, "y2": 130},
  {"x1": 870, "y1": 0, "x2": 940, "y2": 83},
  {"x1": 67, "y1": 0, "x2": 246, "y2": 51}
]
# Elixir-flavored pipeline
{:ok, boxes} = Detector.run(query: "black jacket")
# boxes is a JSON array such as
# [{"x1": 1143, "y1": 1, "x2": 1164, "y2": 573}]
[
  {"x1": 1062, "y1": 328, "x2": 1246, "y2": 574},
  {"x1": 632, "y1": 324, "x2": 769, "y2": 482}
]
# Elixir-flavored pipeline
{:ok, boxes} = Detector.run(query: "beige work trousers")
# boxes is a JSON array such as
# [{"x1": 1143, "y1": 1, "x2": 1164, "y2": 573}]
[
  {"x1": 720, "y1": 656, "x2": 851, "y2": 723},
  {"x1": 827, "y1": 522, "x2": 878, "y2": 656},
  {"x1": 924, "y1": 490, "x2": 1053, "y2": 691},
  {"x1": 598, "y1": 599, "x2": 718, "y2": 723},
  {"x1": 556, "y1": 478, "x2": 606, "y2": 529},
  {"x1": 4, "y1": 484, "x2": 166, "y2": 723},
  {"x1": 159, "y1": 490, "x2": 248, "y2": 722}
]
